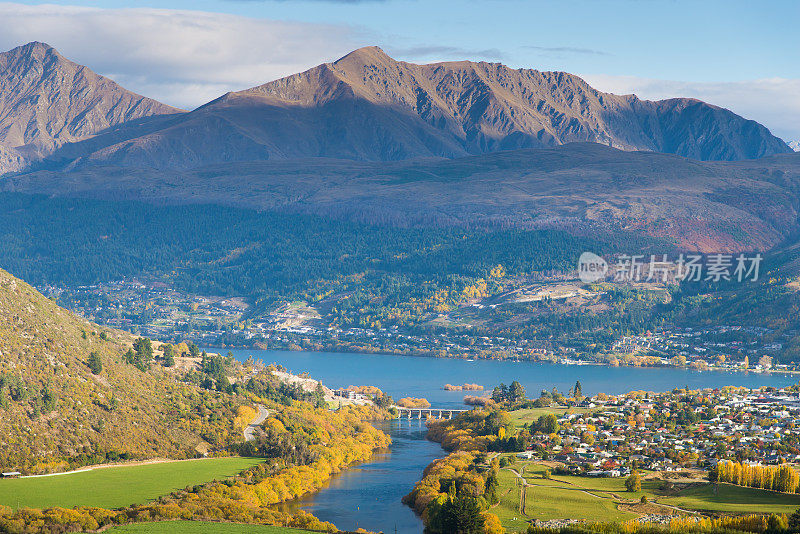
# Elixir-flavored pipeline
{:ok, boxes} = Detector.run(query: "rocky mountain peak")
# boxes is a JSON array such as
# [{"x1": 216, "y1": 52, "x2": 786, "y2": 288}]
[{"x1": 0, "y1": 41, "x2": 181, "y2": 171}]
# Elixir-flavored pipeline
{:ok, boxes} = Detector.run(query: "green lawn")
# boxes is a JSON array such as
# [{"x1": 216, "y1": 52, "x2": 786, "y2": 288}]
[
  {"x1": 509, "y1": 406, "x2": 595, "y2": 428},
  {"x1": 0, "y1": 457, "x2": 263, "y2": 510},
  {"x1": 662, "y1": 482, "x2": 800, "y2": 514},
  {"x1": 109, "y1": 522, "x2": 308, "y2": 534}
]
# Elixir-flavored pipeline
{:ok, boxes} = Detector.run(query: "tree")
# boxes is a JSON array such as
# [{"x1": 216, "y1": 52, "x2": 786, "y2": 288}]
[
  {"x1": 133, "y1": 337, "x2": 153, "y2": 358},
  {"x1": 535, "y1": 414, "x2": 559, "y2": 435},
  {"x1": 769, "y1": 513, "x2": 788, "y2": 532},
  {"x1": 509, "y1": 381, "x2": 526, "y2": 403},
  {"x1": 313, "y1": 382, "x2": 326, "y2": 408},
  {"x1": 789, "y1": 507, "x2": 800, "y2": 534},
  {"x1": 574, "y1": 380, "x2": 583, "y2": 399},
  {"x1": 430, "y1": 496, "x2": 484, "y2": 534},
  {"x1": 132, "y1": 338, "x2": 154, "y2": 371},
  {"x1": 625, "y1": 472, "x2": 642, "y2": 492},
  {"x1": 87, "y1": 351, "x2": 103, "y2": 374},
  {"x1": 491, "y1": 383, "x2": 508, "y2": 403},
  {"x1": 162, "y1": 344, "x2": 176, "y2": 367}
]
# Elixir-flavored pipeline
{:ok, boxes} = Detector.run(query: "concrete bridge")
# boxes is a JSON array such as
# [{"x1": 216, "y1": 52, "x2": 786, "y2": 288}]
[{"x1": 393, "y1": 406, "x2": 469, "y2": 419}]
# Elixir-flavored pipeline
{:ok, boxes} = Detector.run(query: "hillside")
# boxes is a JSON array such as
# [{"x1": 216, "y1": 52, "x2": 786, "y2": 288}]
[
  {"x1": 56, "y1": 46, "x2": 789, "y2": 170},
  {"x1": 8, "y1": 144, "x2": 800, "y2": 252},
  {"x1": 0, "y1": 42, "x2": 181, "y2": 174},
  {"x1": 0, "y1": 268, "x2": 240, "y2": 474}
]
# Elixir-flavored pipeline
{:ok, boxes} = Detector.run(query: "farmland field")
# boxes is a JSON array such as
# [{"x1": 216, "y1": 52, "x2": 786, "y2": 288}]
[
  {"x1": 109, "y1": 521, "x2": 309, "y2": 534},
  {"x1": 493, "y1": 467, "x2": 634, "y2": 531},
  {"x1": 492, "y1": 458, "x2": 800, "y2": 529},
  {"x1": 0, "y1": 458, "x2": 263, "y2": 510}
]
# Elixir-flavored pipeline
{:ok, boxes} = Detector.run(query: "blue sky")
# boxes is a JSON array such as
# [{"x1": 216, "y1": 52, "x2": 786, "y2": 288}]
[{"x1": 2, "y1": 0, "x2": 798, "y2": 140}]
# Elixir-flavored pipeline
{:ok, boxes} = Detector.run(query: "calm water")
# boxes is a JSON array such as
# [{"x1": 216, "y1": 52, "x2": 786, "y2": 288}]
[
  {"x1": 212, "y1": 348, "x2": 795, "y2": 533},
  {"x1": 218, "y1": 348, "x2": 795, "y2": 408},
  {"x1": 277, "y1": 419, "x2": 440, "y2": 534}
]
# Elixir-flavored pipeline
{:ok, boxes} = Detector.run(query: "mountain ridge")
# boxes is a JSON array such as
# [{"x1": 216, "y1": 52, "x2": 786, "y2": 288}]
[{"x1": 2, "y1": 43, "x2": 788, "y2": 173}]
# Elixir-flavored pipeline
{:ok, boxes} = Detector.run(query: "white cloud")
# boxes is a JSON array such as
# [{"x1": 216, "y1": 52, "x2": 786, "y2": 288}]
[
  {"x1": 0, "y1": 3, "x2": 367, "y2": 109},
  {"x1": 581, "y1": 73, "x2": 800, "y2": 143}
]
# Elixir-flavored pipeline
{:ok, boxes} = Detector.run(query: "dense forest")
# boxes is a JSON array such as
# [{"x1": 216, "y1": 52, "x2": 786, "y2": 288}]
[{"x1": 0, "y1": 193, "x2": 634, "y2": 294}]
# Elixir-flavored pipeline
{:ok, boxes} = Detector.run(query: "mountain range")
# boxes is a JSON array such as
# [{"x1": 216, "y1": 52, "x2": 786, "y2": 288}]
[
  {"x1": 0, "y1": 42, "x2": 798, "y2": 253},
  {"x1": 0, "y1": 42, "x2": 792, "y2": 175}
]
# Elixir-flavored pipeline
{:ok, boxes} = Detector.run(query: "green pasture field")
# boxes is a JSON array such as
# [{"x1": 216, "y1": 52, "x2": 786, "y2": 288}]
[
  {"x1": 493, "y1": 458, "x2": 800, "y2": 529},
  {"x1": 0, "y1": 457, "x2": 263, "y2": 510}
]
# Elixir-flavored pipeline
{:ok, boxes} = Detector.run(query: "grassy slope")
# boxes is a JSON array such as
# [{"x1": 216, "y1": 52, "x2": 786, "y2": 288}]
[
  {"x1": 0, "y1": 268, "x2": 241, "y2": 473},
  {"x1": 0, "y1": 457, "x2": 263, "y2": 510},
  {"x1": 109, "y1": 521, "x2": 308, "y2": 534}
]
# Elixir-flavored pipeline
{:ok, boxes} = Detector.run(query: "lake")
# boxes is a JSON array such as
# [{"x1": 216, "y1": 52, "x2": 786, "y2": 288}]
[
  {"x1": 218, "y1": 348, "x2": 795, "y2": 408},
  {"x1": 211, "y1": 348, "x2": 795, "y2": 533}
]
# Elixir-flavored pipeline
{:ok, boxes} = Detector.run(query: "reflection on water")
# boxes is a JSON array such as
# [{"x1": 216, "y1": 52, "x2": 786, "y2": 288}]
[{"x1": 277, "y1": 419, "x2": 442, "y2": 534}]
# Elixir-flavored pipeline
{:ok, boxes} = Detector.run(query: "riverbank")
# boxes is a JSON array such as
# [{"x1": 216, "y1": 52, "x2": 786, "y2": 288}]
[{"x1": 276, "y1": 419, "x2": 443, "y2": 534}]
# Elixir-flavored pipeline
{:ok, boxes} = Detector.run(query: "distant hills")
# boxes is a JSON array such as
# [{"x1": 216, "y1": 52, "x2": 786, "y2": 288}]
[
  {"x1": 790, "y1": 141, "x2": 800, "y2": 152},
  {"x1": 5, "y1": 142, "x2": 800, "y2": 252}
]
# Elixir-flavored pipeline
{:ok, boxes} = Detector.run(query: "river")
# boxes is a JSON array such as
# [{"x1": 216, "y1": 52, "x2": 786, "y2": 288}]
[
  {"x1": 277, "y1": 419, "x2": 441, "y2": 533},
  {"x1": 213, "y1": 348, "x2": 796, "y2": 533}
]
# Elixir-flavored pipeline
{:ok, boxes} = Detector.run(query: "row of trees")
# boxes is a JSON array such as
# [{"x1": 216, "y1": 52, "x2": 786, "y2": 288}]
[{"x1": 711, "y1": 460, "x2": 800, "y2": 494}]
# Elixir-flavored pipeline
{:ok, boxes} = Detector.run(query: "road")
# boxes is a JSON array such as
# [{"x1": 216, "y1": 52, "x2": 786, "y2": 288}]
[{"x1": 244, "y1": 404, "x2": 269, "y2": 442}]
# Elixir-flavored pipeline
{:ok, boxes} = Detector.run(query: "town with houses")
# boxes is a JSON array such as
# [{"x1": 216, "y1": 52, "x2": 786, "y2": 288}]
[
  {"x1": 39, "y1": 279, "x2": 797, "y2": 373},
  {"x1": 521, "y1": 387, "x2": 800, "y2": 477}
]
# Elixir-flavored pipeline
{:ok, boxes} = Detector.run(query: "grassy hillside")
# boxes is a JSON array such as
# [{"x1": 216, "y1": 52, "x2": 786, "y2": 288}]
[{"x1": 0, "y1": 268, "x2": 242, "y2": 473}]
